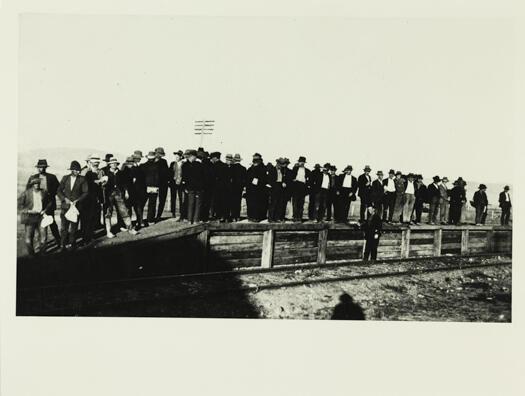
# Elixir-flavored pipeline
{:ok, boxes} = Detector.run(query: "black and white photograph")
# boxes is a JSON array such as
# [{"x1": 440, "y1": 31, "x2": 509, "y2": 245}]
[{"x1": 2, "y1": 1, "x2": 525, "y2": 395}]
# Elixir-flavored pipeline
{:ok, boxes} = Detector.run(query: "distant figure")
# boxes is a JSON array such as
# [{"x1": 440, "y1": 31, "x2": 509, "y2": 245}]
[
  {"x1": 154, "y1": 147, "x2": 170, "y2": 222},
  {"x1": 392, "y1": 171, "x2": 405, "y2": 224},
  {"x1": 402, "y1": 173, "x2": 416, "y2": 225},
  {"x1": 313, "y1": 163, "x2": 332, "y2": 222},
  {"x1": 427, "y1": 176, "x2": 441, "y2": 224},
  {"x1": 169, "y1": 150, "x2": 184, "y2": 220},
  {"x1": 472, "y1": 184, "x2": 488, "y2": 225},
  {"x1": 357, "y1": 165, "x2": 372, "y2": 222},
  {"x1": 141, "y1": 151, "x2": 160, "y2": 225},
  {"x1": 308, "y1": 164, "x2": 321, "y2": 220},
  {"x1": 448, "y1": 178, "x2": 466, "y2": 225},
  {"x1": 230, "y1": 154, "x2": 247, "y2": 222},
  {"x1": 499, "y1": 185, "x2": 512, "y2": 226},
  {"x1": 325, "y1": 165, "x2": 338, "y2": 222},
  {"x1": 362, "y1": 205, "x2": 382, "y2": 262},
  {"x1": 413, "y1": 174, "x2": 427, "y2": 224},
  {"x1": 382, "y1": 169, "x2": 396, "y2": 222},
  {"x1": 331, "y1": 293, "x2": 365, "y2": 320},
  {"x1": 291, "y1": 156, "x2": 310, "y2": 222},
  {"x1": 438, "y1": 177, "x2": 450, "y2": 225},
  {"x1": 335, "y1": 165, "x2": 357, "y2": 223},
  {"x1": 245, "y1": 153, "x2": 267, "y2": 222},
  {"x1": 268, "y1": 158, "x2": 292, "y2": 222},
  {"x1": 370, "y1": 170, "x2": 385, "y2": 218},
  {"x1": 181, "y1": 150, "x2": 206, "y2": 224}
]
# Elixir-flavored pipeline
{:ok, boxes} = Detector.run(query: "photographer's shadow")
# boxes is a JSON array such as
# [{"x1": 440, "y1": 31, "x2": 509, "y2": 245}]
[{"x1": 331, "y1": 293, "x2": 365, "y2": 320}]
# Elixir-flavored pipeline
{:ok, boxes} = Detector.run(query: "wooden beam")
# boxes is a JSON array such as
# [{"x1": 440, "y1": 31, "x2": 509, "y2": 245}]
[
  {"x1": 261, "y1": 230, "x2": 275, "y2": 268},
  {"x1": 486, "y1": 229, "x2": 494, "y2": 253},
  {"x1": 403, "y1": 229, "x2": 411, "y2": 258},
  {"x1": 433, "y1": 229, "x2": 442, "y2": 256},
  {"x1": 317, "y1": 229, "x2": 328, "y2": 265},
  {"x1": 461, "y1": 229, "x2": 469, "y2": 255},
  {"x1": 400, "y1": 230, "x2": 407, "y2": 258},
  {"x1": 197, "y1": 229, "x2": 210, "y2": 272}
]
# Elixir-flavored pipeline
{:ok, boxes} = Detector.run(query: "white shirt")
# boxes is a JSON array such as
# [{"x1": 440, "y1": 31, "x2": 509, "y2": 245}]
[
  {"x1": 296, "y1": 167, "x2": 306, "y2": 183},
  {"x1": 32, "y1": 190, "x2": 43, "y2": 213},
  {"x1": 385, "y1": 177, "x2": 396, "y2": 192},
  {"x1": 70, "y1": 175, "x2": 77, "y2": 191},
  {"x1": 405, "y1": 182, "x2": 415, "y2": 195},
  {"x1": 505, "y1": 192, "x2": 510, "y2": 201},
  {"x1": 342, "y1": 174, "x2": 353, "y2": 188},
  {"x1": 321, "y1": 173, "x2": 330, "y2": 189}
]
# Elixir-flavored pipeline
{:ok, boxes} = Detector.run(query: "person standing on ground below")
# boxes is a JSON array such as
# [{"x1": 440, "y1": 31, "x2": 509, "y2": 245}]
[
  {"x1": 57, "y1": 161, "x2": 89, "y2": 251},
  {"x1": 438, "y1": 176, "x2": 450, "y2": 225},
  {"x1": 169, "y1": 150, "x2": 184, "y2": 220},
  {"x1": 26, "y1": 159, "x2": 61, "y2": 246},
  {"x1": 499, "y1": 185, "x2": 512, "y2": 226},
  {"x1": 230, "y1": 154, "x2": 247, "y2": 222},
  {"x1": 103, "y1": 157, "x2": 138, "y2": 238},
  {"x1": 142, "y1": 151, "x2": 160, "y2": 226},
  {"x1": 427, "y1": 176, "x2": 441, "y2": 225},
  {"x1": 412, "y1": 174, "x2": 427, "y2": 224},
  {"x1": 291, "y1": 156, "x2": 310, "y2": 222},
  {"x1": 154, "y1": 147, "x2": 169, "y2": 222},
  {"x1": 18, "y1": 177, "x2": 53, "y2": 256},
  {"x1": 402, "y1": 173, "x2": 416, "y2": 225},
  {"x1": 362, "y1": 205, "x2": 382, "y2": 262},
  {"x1": 472, "y1": 184, "x2": 489, "y2": 225},
  {"x1": 181, "y1": 150, "x2": 206, "y2": 224},
  {"x1": 357, "y1": 165, "x2": 372, "y2": 222},
  {"x1": 336, "y1": 165, "x2": 357, "y2": 223},
  {"x1": 392, "y1": 171, "x2": 406, "y2": 224},
  {"x1": 382, "y1": 169, "x2": 396, "y2": 222},
  {"x1": 448, "y1": 178, "x2": 466, "y2": 225},
  {"x1": 370, "y1": 170, "x2": 385, "y2": 218}
]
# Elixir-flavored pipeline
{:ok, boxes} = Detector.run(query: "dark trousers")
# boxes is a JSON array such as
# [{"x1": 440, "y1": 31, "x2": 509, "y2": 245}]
[
  {"x1": 359, "y1": 196, "x2": 368, "y2": 221},
  {"x1": 170, "y1": 183, "x2": 184, "y2": 217},
  {"x1": 382, "y1": 192, "x2": 395, "y2": 221},
  {"x1": 23, "y1": 218, "x2": 45, "y2": 255},
  {"x1": 475, "y1": 205, "x2": 487, "y2": 224},
  {"x1": 145, "y1": 192, "x2": 158, "y2": 223},
  {"x1": 269, "y1": 186, "x2": 286, "y2": 221},
  {"x1": 326, "y1": 190, "x2": 338, "y2": 221},
  {"x1": 292, "y1": 184, "x2": 308, "y2": 221},
  {"x1": 210, "y1": 187, "x2": 227, "y2": 220},
  {"x1": 246, "y1": 187, "x2": 266, "y2": 221},
  {"x1": 364, "y1": 236, "x2": 380, "y2": 261},
  {"x1": 314, "y1": 190, "x2": 328, "y2": 221},
  {"x1": 308, "y1": 192, "x2": 316, "y2": 220},
  {"x1": 60, "y1": 209, "x2": 79, "y2": 247},
  {"x1": 413, "y1": 199, "x2": 424, "y2": 223},
  {"x1": 501, "y1": 204, "x2": 511, "y2": 225},
  {"x1": 201, "y1": 189, "x2": 211, "y2": 221},
  {"x1": 181, "y1": 190, "x2": 188, "y2": 220},
  {"x1": 156, "y1": 184, "x2": 168, "y2": 220},
  {"x1": 132, "y1": 194, "x2": 146, "y2": 227},
  {"x1": 449, "y1": 202, "x2": 462, "y2": 225},
  {"x1": 187, "y1": 190, "x2": 202, "y2": 223},
  {"x1": 229, "y1": 188, "x2": 243, "y2": 220},
  {"x1": 337, "y1": 188, "x2": 354, "y2": 222},
  {"x1": 428, "y1": 198, "x2": 440, "y2": 223},
  {"x1": 81, "y1": 198, "x2": 99, "y2": 243}
]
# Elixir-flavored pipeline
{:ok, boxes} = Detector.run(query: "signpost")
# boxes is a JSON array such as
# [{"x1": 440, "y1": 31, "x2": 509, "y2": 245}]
[{"x1": 194, "y1": 120, "x2": 215, "y2": 148}]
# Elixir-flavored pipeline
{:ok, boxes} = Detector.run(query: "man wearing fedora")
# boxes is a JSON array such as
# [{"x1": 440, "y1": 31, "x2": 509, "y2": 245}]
[
  {"x1": 427, "y1": 176, "x2": 441, "y2": 224},
  {"x1": 449, "y1": 178, "x2": 467, "y2": 225},
  {"x1": 267, "y1": 158, "x2": 293, "y2": 222},
  {"x1": 370, "y1": 170, "x2": 385, "y2": 218},
  {"x1": 230, "y1": 154, "x2": 247, "y2": 222},
  {"x1": 499, "y1": 185, "x2": 512, "y2": 226},
  {"x1": 81, "y1": 154, "x2": 107, "y2": 245},
  {"x1": 57, "y1": 161, "x2": 89, "y2": 250},
  {"x1": 100, "y1": 153, "x2": 114, "y2": 174},
  {"x1": 308, "y1": 164, "x2": 321, "y2": 221},
  {"x1": 311, "y1": 163, "x2": 332, "y2": 222},
  {"x1": 198, "y1": 150, "x2": 213, "y2": 222},
  {"x1": 382, "y1": 169, "x2": 396, "y2": 222},
  {"x1": 131, "y1": 151, "x2": 147, "y2": 229},
  {"x1": 335, "y1": 165, "x2": 357, "y2": 223},
  {"x1": 391, "y1": 171, "x2": 406, "y2": 224},
  {"x1": 290, "y1": 156, "x2": 311, "y2": 222},
  {"x1": 169, "y1": 150, "x2": 184, "y2": 219},
  {"x1": 154, "y1": 147, "x2": 170, "y2": 222},
  {"x1": 325, "y1": 165, "x2": 339, "y2": 222},
  {"x1": 246, "y1": 153, "x2": 268, "y2": 222},
  {"x1": 357, "y1": 165, "x2": 373, "y2": 222},
  {"x1": 181, "y1": 150, "x2": 206, "y2": 224},
  {"x1": 26, "y1": 159, "x2": 61, "y2": 246},
  {"x1": 413, "y1": 175, "x2": 427, "y2": 224},
  {"x1": 438, "y1": 177, "x2": 450, "y2": 225},
  {"x1": 362, "y1": 204, "x2": 383, "y2": 262},
  {"x1": 18, "y1": 176, "x2": 54, "y2": 256},
  {"x1": 209, "y1": 152, "x2": 229, "y2": 222},
  {"x1": 142, "y1": 151, "x2": 161, "y2": 225},
  {"x1": 472, "y1": 184, "x2": 489, "y2": 225},
  {"x1": 402, "y1": 173, "x2": 416, "y2": 224}
]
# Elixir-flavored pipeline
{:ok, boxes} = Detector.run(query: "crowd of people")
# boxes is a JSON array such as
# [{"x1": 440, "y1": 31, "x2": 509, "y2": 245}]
[{"x1": 18, "y1": 147, "x2": 512, "y2": 258}]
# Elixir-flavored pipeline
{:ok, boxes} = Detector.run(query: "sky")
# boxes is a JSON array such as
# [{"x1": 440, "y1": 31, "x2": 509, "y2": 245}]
[{"x1": 18, "y1": 15, "x2": 515, "y2": 184}]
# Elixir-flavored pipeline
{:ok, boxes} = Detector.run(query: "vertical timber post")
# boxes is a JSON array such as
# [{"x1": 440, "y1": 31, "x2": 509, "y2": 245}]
[
  {"x1": 261, "y1": 229, "x2": 275, "y2": 268},
  {"x1": 400, "y1": 229, "x2": 406, "y2": 259},
  {"x1": 461, "y1": 229, "x2": 469, "y2": 255},
  {"x1": 433, "y1": 228, "x2": 442, "y2": 257},
  {"x1": 404, "y1": 228, "x2": 411, "y2": 258},
  {"x1": 317, "y1": 228, "x2": 328, "y2": 265},
  {"x1": 486, "y1": 229, "x2": 494, "y2": 253},
  {"x1": 197, "y1": 229, "x2": 209, "y2": 272}
]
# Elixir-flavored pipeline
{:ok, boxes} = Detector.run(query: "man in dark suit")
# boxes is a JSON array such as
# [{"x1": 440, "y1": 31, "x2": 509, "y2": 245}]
[
  {"x1": 413, "y1": 175, "x2": 427, "y2": 224},
  {"x1": 448, "y1": 178, "x2": 466, "y2": 225},
  {"x1": 312, "y1": 163, "x2": 332, "y2": 222},
  {"x1": 267, "y1": 158, "x2": 293, "y2": 222},
  {"x1": 308, "y1": 164, "x2": 321, "y2": 220},
  {"x1": 370, "y1": 170, "x2": 385, "y2": 216},
  {"x1": 246, "y1": 153, "x2": 268, "y2": 222},
  {"x1": 154, "y1": 147, "x2": 170, "y2": 222},
  {"x1": 181, "y1": 150, "x2": 207, "y2": 224},
  {"x1": 392, "y1": 171, "x2": 406, "y2": 223},
  {"x1": 499, "y1": 185, "x2": 512, "y2": 225},
  {"x1": 56, "y1": 161, "x2": 89, "y2": 250},
  {"x1": 230, "y1": 154, "x2": 247, "y2": 222},
  {"x1": 427, "y1": 176, "x2": 441, "y2": 224},
  {"x1": 472, "y1": 184, "x2": 489, "y2": 225},
  {"x1": 208, "y1": 152, "x2": 229, "y2": 222},
  {"x1": 291, "y1": 156, "x2": 310, "y2": 222},
  {"x1": 198, "y1": 150, "x2": 213, "y2": 221},
  {"x1": 382, "y1": 169, "x2": 396, "y2": 222},
  {"x1": 357, "y1": 165, "x2": 372, "y2": 222},
  {"x1": 169, "y1": 150, "x2": 184, "y2": 219},
  {"x1": 362, "y1": 205, "x2": 382, "y2": 262},
  {"x1": 335, "y1": 165, "x2": 357, "y2": 223},
  {"x1": 141, "y1": 151, "x2": 160, "y2": 225},
  {"x1": 81, "y1": 155, "x2": 106, "y2": 245},
  {"x1": 131, "y1": 152, "x2": 147, "y2": 229},
  {"x1": 26, "y1": 159, "x2": 61, "y2": 246}
]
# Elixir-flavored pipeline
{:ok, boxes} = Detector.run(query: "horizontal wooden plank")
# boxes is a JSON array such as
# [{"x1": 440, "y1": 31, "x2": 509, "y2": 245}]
[
  {"x1": 468, "y1": 246, "x2": 487, "y2": 253},
  {"x1": 327, "y1": 231, "x2": 364, "y2": 241},
  {"x1": 210, "y1": 234, "x2": 263, "y2": 245},
  {"x1": 409, "y1": 249, "x2": 435, "y2": 257},
  {"x1": 377, "y1": 239, "x2": 402, "y2": 247},
  {"x1": 441, "y1": 248, "x2": 462, "y2": 255},
  {"x1": 467, "y1": 240, "x2": 488, "y2": 249},
  {"x1": 409, "y1": 244, "x2": 435, "y2": 252},
  {"x1": 410, "y1": 238, "x2": 435, "y2": 245},
  {"x1": 274, "y1": 254, "x2": 318, "y2": 266},
  {"x1": 441, "y1": 242, "x2": 461, "y2": 250},
  {"x1": 378, "y1": 232, "x2": 402, "y2": 240},
  {"x1": 326, "y1": 251, "x2": 363, "y2": 261},
  {"x1": 327, "y1": 239, "x2": 364, "y2": 248},
  {"x1": 274, "y1": 231, "x2": 319, "y2": 243},
  {"x1": 272, "y1": 247, "x2": 319, "y2": 258},
  {"x1": 210, "y1": 249, "x2": 263, "y2": 260},
  {"x1": 208, "y1": 257, "x2": 261, "y2": 269},
  {"x1": 408, "y1": 231, "x2": 435, "y2": 239},
  {"x1": 274, "y1": 240, "x2": 318, "y2": 249},
  {"x1": 377, "y1": 250, "x2": 403, "y2": 259},
  {"x1": 210, "y1": 243, "x2": 262, "y2": 252}
]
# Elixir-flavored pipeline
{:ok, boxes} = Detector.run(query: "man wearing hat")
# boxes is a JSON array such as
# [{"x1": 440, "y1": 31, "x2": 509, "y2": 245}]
[
  {"x1": 208, "y1": 152, "x2": 229, "y2": 222},
  {"x1": 427, "y1": 176, "x2": 441, "y2": 224},
  {"x1": 142, "y1": 151, "x2": 161, "y2": 225},
  {"x1": 18, "y1": 176, "x2": 54, "y2": 255},
  {"x1": 402, "y1": 173, "x2": 416, "y2": 224},
  {"x1": 449, "y1": 178, "x2": 467, "y2": 225},
  {"x1": 357, "y1": 166, "x2": 373, "y2": 222},
  {"x1": 335, "y1": 165, "x2": 357, "y2": 223},
  {"x1": 169, "y1": 150, "x2": 184, "y2": 219},
  {"x1": 369, "y1": 171, "x2": 385, "y2": 218},
  {"x1": 81, "y1": 154, "x2": 107, "y2": 245},
  {"x1": 181, "y1": 150, "x2": 207, "y2": 224},
  {"x1": 57, "y1": 161, "x2": 89, "y2": 250},
  {"x1": 100, "y1": 153, "x2": 114, "y2": 174},
  {"x1": 438, "y1": 177, "x2": 450, "y2": 225},
  {"x1": 382, "y1": 169, "x2": 397, "y2": 222},
  {"x1": 130, "y1": 152, "x2": 147, "y2": 229},
  {"x1": 310, "y1": 163, "x2": 332, "y2": 222},
  {"x1": 472, "y1": 184, "x2": 489, "y2": 225},
  {"x1": 307, "y1": 164, "x2": 321, "y2": 221},
  {"x1": 361, "y1": 204, "x2": 383, "y2": 262},
  {"x1": 153, "y1": 147, "x2": 170, "y2": 222},
  {"x1": 391, "y1": 171, "x2": 406, "y2": 224},
  {"x1": 245, "y1": 153, "x2": 268, "y2": 222},
  {"x1": 267, "y1": 158, "x2": 293, "y2": 222},
  {"x1": 325, "y1": 165, "x2": 339, "y2": 222},
  {"x1": 229, "y1": 154, "x2": 247, "y2": 221},
  {"x1": 290, "y1": 156, "x2": 311, "y2": 222},
  {"x1": 26, "y1": 159, "x2": 61, "y2": 245},
  {"x1": 498, "y1": 185, "x2": 512, "y2": 226},
  {"x1": 413, "y1": 175, "x2": 428, "y2": 224},
  {"x1": 197, "y1": 150, "x2": 213, "y2": 221}
]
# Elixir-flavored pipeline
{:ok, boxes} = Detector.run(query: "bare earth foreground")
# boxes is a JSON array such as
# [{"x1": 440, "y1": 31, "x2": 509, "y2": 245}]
[{"x1": 24, "y1": 255, "x2": 511, "y2": 321}]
